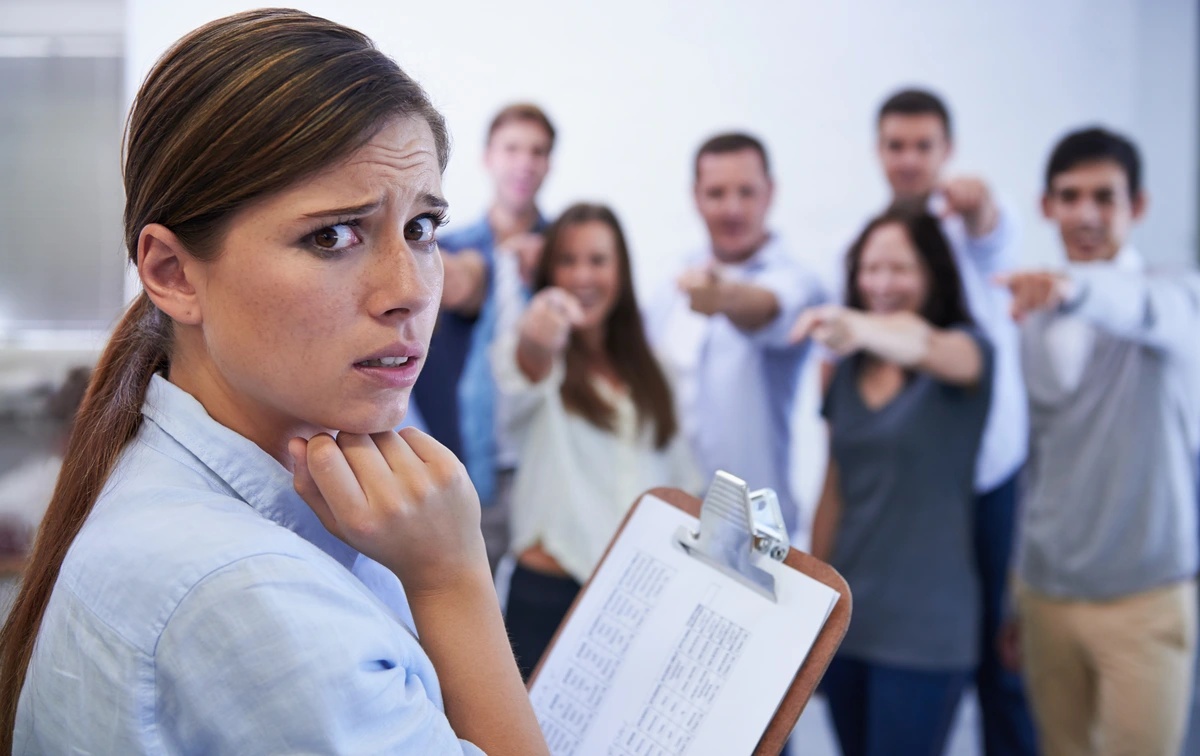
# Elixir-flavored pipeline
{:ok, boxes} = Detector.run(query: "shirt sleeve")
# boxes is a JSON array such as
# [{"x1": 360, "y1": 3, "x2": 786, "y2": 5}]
[
  {"x1": 957, "y1": 200, "x2": 1017, "y2": 276},
  {"x1": 1062, "y1": 265, "x2": 1200, "y2": 356},
  {"x1": 492, "y1": 251, "x2": 527, "y2": 345},
  {"x1": 155, "y1": 553, "x2": 484, "y2": 756},
  {"x1": 739, "y1": 258, "x2": 828, "y2": 349},
  {"x1": 490, "y1": 327, "x2": 565, "y2": 434}
]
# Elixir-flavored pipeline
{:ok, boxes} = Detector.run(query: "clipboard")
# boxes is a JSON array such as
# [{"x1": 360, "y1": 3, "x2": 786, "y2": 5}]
[{"x1": 527, "y1": 471, "x2": 852, "y2": 755}]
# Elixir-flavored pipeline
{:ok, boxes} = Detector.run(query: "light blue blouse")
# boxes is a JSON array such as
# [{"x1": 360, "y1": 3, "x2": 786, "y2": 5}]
[{"x1": 15, "y1": 375, "x2": 483, "y2": 755}]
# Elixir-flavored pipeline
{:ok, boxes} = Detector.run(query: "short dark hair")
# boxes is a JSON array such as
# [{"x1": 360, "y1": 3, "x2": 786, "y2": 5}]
[
  {"x1": 877, "y1": 88, "x2": 953, "y2": 140},
  {"x1": 1044, "y1": 126, "x2": 1141, "y2": 197},
  {"x1": 487, "y1": 102, "x2": 556, "y2": 151},
  {"x1": 845, "y1": 200, "x2": 973, "y2": 329},
  {"x1": 694, "y1": 132, "x2": 770, "y2": 180}
]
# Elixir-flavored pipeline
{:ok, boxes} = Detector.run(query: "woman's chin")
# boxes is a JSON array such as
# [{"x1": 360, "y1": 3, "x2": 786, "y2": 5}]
[{"x1": 323, "y1": 401, "x2": 410, "y2": 435}]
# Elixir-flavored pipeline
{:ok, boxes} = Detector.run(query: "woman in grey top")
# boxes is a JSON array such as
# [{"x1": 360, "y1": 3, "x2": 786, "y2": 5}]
[{"x1": 791, "y1": 203, "x2": 993, "y2": 756}]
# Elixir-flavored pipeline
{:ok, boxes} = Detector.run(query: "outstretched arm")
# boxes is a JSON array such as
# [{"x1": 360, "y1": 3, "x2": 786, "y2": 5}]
[
  {"x1": 513, "y1": 288, "x2": 584, "y2": 383},
  {"x1": 997, "y1": 267, "x2": 1200, "y2": 355},
  {"x1": 677, "y1": 266, "x2": 781, "y2": 331},
  {"x1": 790, "y1": 305, "x2": 983, "y2": 386}
]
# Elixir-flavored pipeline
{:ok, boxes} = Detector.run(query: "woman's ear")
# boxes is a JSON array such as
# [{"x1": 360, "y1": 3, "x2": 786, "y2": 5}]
[{"x1": 137, "y1": 223, "x2": 204, "y2": 326}]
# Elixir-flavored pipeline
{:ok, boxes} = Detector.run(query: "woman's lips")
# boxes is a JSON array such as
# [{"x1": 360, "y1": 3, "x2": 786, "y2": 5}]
[{"x1": 353, "y1": 355, "x2": 421, "y2": 388}]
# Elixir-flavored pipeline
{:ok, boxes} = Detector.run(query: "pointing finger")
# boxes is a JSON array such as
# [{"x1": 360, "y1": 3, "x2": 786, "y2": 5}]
[
  {"x1": 788, "y1": 308, "x2": 828, "y2": 345},
  {"x1": 558, "y1": 291, "x2": 586, "y2": 325}
]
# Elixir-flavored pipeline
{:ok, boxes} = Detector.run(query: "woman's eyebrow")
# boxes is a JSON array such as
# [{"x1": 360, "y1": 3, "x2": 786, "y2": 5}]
[
  {"x1": 302, "y1": 192, "x2": 447, "y2": 219},
  {"x1": 302, "y1": 197, "x2": 385, "y2": 219},
  {"x1": 421, "y1": 192, "x2": 449, "y2": 210}
]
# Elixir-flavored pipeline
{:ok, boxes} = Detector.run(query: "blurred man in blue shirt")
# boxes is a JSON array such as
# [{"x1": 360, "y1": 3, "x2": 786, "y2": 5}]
[{"x1": 648, "y1": 133, "x2": 824, "y2": 537}]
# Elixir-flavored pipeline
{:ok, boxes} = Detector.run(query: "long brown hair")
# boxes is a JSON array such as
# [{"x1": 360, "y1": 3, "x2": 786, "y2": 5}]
[
  {"x1": 532, "y1": 203, "x2": 678, "y2": 449},
  {"x1": 845, "y1": 200, "x2": 973, "y2": 329},
  {"x1": 0, "y1": 9, "x2": 448, "y2": 743}
]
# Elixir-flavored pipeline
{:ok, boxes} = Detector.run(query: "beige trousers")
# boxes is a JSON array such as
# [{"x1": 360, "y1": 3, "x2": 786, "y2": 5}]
[{"x1": 1016, "y1": 579, "x2": 1197, "y2": 756}]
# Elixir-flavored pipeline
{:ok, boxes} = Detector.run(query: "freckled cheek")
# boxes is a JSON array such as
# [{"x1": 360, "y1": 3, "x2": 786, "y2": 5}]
[
  {"x1": 255, "y1": 285, "x2": 354, "y2": 377},
  {"x1": 425, "y1": 257, "x2": 445, "y2": 302}
]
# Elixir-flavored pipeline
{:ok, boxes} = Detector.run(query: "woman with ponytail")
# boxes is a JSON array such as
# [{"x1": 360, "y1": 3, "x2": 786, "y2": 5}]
[{"x1": 0, "y1": 10, "x2": 545, "y2": 754}]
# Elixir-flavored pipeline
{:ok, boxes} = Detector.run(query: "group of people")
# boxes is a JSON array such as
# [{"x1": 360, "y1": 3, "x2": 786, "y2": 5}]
[
  {"x1": 0, "y1": 9, "x2": 1196, "y2": 756},
  {"x1": 419, "y1": 92, "x2": 1200, "y2": 755}
]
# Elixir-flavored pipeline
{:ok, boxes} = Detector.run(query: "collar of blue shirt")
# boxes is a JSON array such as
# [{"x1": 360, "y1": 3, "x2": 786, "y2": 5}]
[{"x1": 142, "y1": 374, "x2": 359, "y2": 570}]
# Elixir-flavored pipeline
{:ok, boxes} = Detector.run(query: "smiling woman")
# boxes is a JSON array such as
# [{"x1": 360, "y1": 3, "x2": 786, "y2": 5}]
[
  {"x1": 491, "y1": 203, "x2": 702, "y2": 679},
  {"x1": 0, "y1": 9, "x2": 546, "y2": 754},
  {"x1": 791, "y1": 203, "x2": 992, "y2": 755}
]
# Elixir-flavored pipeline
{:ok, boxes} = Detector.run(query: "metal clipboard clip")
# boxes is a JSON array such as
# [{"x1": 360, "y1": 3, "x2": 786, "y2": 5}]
[{"x1": 675, "y1": 470, "x2": 791, "y2": 602}]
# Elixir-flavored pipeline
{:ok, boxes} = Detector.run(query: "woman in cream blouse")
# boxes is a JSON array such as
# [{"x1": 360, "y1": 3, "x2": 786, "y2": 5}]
[{"x1": 492, "y1": 202, "x2": 701, "y2": 679}]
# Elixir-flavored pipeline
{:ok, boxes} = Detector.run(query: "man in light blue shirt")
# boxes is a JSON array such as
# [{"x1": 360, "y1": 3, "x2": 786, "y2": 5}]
[
  {"x1": 15, "y1": 376, "x2": 483, "y2": 754},
  {"x1": 649, "y1": 133, "x2": 824, "y2": 536},
  {"x1": 867, "y1": 88, "x2": 1035, "y2": 756}
]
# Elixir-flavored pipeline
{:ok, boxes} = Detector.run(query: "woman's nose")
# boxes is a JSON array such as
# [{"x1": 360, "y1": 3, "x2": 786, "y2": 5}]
[{"x1": 369, "y1": 236, "x2": 437, "y2": 319}]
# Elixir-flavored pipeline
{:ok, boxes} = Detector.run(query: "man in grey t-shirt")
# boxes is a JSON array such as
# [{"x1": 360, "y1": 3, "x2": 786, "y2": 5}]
[{"x1": 1000, "y1": 127, "x2": 1200, "y2": 756}]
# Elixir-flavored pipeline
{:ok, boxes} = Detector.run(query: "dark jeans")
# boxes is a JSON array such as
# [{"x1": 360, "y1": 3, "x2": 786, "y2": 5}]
[
  {"x1": 504, "y1": 563, "x2": 581, "y2": 681},
  {"x1": 823, "y1": 655, "x2": 971, "y2": 756},
  {"x1": 973, "y1": 472, "x2": 1038, "y2": 756}
]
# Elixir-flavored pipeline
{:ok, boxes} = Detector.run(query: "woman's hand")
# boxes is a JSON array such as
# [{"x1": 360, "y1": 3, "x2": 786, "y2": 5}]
[
  {"x1": 514, "y1": 287, "x2": 583, "y2": 382},
  {"x1": 789, "y1": 304, "x2": 866, "y2": 355},
  {"x1": 519, "y1": 287, "x2": 583, "y2": 355},
  {"x1": 791, "y1": 306, "x2": 979, "y2": 384},
  {"x1": 292, "y1": 430, "x2": 550, "y2": 754},
  {"x1": 289, "y1": 428, "x2": 487, "y2": 597}
]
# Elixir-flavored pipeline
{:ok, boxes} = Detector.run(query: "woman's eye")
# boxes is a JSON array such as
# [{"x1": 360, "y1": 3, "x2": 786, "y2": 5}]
[
  {"x1": 404, "y1": 215, "x2": 437, "y2": 243},
  {"x1": 311, "y1": 223, "x2": 360, "y2": 252}
]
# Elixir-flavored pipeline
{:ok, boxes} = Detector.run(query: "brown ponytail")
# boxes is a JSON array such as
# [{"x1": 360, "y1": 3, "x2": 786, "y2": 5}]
[
  {"x1": 0, "y1": 294, "x2": 167, "y2": 731},
  {"x1": 0, "y1": 9, "x2": 448, "y2": 745}
]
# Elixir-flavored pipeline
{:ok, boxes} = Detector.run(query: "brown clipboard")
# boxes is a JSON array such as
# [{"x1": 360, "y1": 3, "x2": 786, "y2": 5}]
[{"x1": 527, "y1": 485, "x2": 853, "y2": 756}]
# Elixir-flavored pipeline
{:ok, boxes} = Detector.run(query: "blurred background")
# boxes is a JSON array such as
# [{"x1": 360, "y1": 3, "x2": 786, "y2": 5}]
[{"x1": 0, "y1": 1, "x2": 1197, "y2": 752}]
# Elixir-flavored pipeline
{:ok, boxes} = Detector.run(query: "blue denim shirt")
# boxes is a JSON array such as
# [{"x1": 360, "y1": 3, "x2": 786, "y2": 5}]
[{"x1": 15, "y1": 375, "x2": 483, "y2": 755}]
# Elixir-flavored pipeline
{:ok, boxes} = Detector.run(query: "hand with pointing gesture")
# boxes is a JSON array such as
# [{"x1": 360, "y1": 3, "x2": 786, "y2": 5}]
[
  {"x1": 678, "y1": 265, "x2": 725, "y2": 317},
  {"x1": 513, "y1": 287, "x2": 585, "y2": 383},
  {"x1": 938, "y1": 176, "x2": 999, "y2": 238},
  {"x1": 788, "y1": 304, "x2": 868, "y2": 355},
  {"x1": 519, "y1": 287, "x2": 585, "y2": 358},
  {"x1": 994, "y1": 270, "x2": 1074, "y2": 322}
]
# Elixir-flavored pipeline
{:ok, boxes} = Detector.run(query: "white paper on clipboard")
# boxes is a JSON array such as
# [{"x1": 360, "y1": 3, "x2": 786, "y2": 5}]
[{"x1": 529, "y1": 493, "x2": 839, "y2": 755}]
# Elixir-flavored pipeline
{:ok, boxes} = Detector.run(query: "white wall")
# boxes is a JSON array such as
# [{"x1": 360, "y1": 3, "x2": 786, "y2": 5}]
[
  {"x1": 127, "y1": 0, "x2": 1198, "y2": 301},
  {"x1": 125, "y1": 0, "x2": 1198, "y2": 528},
  {"x1": 0, "y1": 0, "x2": 123, "y2": 36}
]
